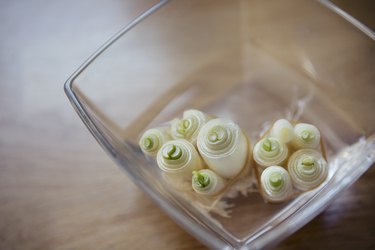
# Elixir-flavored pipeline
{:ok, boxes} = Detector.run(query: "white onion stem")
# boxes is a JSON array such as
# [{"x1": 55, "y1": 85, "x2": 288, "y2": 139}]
[
  {"x1": 197, "y1": 118, "x2": 249, "y2": 179},
  {"x1": 260, "y1": 166, "x2": 293, "y2": 203},
  {"x1": 139, "y1": 127, "x2": 171, "y2": 157},
  {"x1": 288, "y1": 149, "x2": 328, "y2": 191},
  {"x1": 253, "y1": 137, "x2": 288, "y2": 170},
  {"x1": 192, "y1": 169, "x2": 225, "y2": 195},
  {"x1": 271, "y1": 119, "x2": 294, "y2": 143},
  {"x1": 171, "y1": 109, "x2": 210, "y2": 146},
  {"x1": 157, "y1": 139, "x2": 203, "y2": 181},
  {"x1": 292, "y1": 123, "x2": 321, "y2": 149}
]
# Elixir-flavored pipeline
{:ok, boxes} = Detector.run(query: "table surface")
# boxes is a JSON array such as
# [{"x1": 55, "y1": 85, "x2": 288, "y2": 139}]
[{"x1": 0, "y1": 0, "x2": 374, "y2": 249}]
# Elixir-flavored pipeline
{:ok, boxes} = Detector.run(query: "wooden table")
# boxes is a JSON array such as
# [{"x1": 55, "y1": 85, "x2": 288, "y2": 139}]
[{"x1": 0, "y1": 0, "x2": 374, "y2": 249}]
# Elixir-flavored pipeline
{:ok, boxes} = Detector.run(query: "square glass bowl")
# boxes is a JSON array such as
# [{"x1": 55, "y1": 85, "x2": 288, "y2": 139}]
[{"x1": 65, "y1": 0, "x2": 375, "y2": 249}]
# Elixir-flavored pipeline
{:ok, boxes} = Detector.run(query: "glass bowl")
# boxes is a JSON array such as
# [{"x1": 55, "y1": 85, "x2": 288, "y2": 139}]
[{"x1": 64, "y1": 0, "x2": 375, "y2": 249}]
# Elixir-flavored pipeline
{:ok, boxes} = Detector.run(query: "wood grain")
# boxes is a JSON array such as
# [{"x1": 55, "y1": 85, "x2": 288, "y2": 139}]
[{"x1": 0, "y1": 0, "x2": 374, "y2": 249}]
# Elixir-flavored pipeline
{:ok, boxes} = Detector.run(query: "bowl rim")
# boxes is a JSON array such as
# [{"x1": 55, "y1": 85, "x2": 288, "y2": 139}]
[{"x1": 319, "y1": 0, "x2": 374, "y2": 40}]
